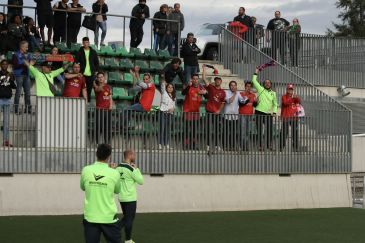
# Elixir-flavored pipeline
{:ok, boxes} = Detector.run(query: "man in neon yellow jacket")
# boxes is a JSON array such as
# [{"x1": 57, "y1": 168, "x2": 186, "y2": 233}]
[{"x1": 252, "y1": 67, "x2": 278, "y2": 150}]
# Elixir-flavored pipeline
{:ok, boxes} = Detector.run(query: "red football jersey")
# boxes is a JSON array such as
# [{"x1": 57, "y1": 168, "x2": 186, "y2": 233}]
[
  {"x1": 139, "y1": 82, "x2": 156, "y2": 112},
  {"x1": 95, "y1": 84, "x2": 112, "y2": 110},
  {"x1": 239, "y1": 91, "x2": 256, "y2": 115},
  {"x1": 63, "y1": 76, "x2": 86, "y2": 98},
  {"x1": 205, "y1": 84, "x2": 226, "y2": 113}
]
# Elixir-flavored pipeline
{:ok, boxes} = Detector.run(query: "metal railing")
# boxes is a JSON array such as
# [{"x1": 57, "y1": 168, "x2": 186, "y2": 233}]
[
  {"x1": 1, "y1": 4, "x2": 180, "y2": 55},
  {"x1": 225, "y1": 27, "x2": 365, "y2": 88},
  {"x1": 0, "y1": 97, "x2": 351, "y2": 174},
  {"x1": 351, "y1": 175, "x2": 365, "y2": 208}
]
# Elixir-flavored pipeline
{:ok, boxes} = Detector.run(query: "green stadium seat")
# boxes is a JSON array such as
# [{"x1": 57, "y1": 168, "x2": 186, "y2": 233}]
[
  {"x1": 135, "y1": 60, "x2": 150, "y2": 72},
  {"x1": 115, "y1": 47, "x2": 135, "y2": 58},
  {"x1": 122, "y1": 73, "x2": 134, "y2": 85},
  {"x1": 90, "y1": 45, "x2": 100, "y2": 54},
  {"x1": 149, "y1": 60, "x2": 164, "y2": 72},
  {"x1": 70, "y1": 43, "x2": 81, "y2": 53},
  {"x1": 55, "y1": 42, "x2": 71, "y2": 53},
  {"x1": 108, "y1": 72, "x2": 122, "y2": 84},
  {"x1": 153, "y1": 74, "x2": 160, "y2": 85},
  {"x1": 144, "y1": 48, "x2": 160, "y2": 59},
  {"x1": 112, "y1": 87, "x2": 134, "y2": 101},
  {"x1": 158, "y1": 50, "x2": 172, "y2": 60},
  {"x1": 102, "y1": 58, "x2": 118, "y2": 70},
  {"x1": 130, "y1": 47, "x2": 145, "y2": 58},
  {"x1": 119, "y1": 58, "x2": 134, "y2": 70},
  {"x1": 100, "y1": 45, "x2": 116, "y2": 56}
]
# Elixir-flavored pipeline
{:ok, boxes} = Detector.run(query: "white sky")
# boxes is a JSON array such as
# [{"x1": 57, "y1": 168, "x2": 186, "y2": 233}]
[{"x1": 21, "y1": 0, "x2": 339, "y2": 47}]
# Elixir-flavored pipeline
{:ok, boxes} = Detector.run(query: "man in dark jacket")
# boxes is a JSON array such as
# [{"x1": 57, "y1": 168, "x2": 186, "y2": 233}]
[
  {"x1": 153, "y1": 4, "x2": 168, "y2": 51},
  {"x1": 130, "y1": 0, "x2": 150, "y2": 48},
  {"x1": 53, "y1": 0, "x2": 68, "y2": 44},
  {"x1": 67, "y1": 0, "x2": 86, "y2": 47},
  {"x1": 167, "y1": 3, "x2": 184, "y2": 56},
  {"x1": 0, "y1": 60, "x2": 17, "y2": 147},
  {"x1": 75, "y1": 37, "x2": 99, "y2": 102},
  {"x1": 233, "y1": 7, "x2": 254, "y2": 43},
  {"x1": 181, "y1": 33, "x2": 200, "y2": 86},
  {"x1": 34, "y1": 0, "x2": 54, "y2": 46},
  {"x1": 7, "y1": 0, "x2": 23, "y2": 22},
  {"x1": 160, "y1": 58, "x2": 184, "y2": 84}
]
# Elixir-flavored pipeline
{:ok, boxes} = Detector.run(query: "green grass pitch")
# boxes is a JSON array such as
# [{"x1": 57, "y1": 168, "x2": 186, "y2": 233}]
[{"x1": 1, "y1": 208, "x2": 365, "y2": 243}]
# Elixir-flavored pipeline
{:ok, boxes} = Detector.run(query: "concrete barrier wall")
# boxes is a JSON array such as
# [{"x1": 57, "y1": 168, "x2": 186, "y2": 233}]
[
  {"x1": 352, "y1": 136, "x2": 365, "y2": 172},
  {"x1": 0, "y1": 174, "x2": 352, "y2": 216}
]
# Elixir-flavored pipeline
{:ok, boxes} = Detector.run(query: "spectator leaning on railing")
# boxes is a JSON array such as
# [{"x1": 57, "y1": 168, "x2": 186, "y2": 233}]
[
  {"x1": 153, "y1": 4, "x2": 168, "y2": 51},
  {"x1": 24, "y1": 59, "x2": 71, "y2": 97},
  {"x1": 202, "y1": 64, "x2": 226, "y2": 152},
  {"x1": 0, "y1": 60, "x2": 16, "y2": 147},
  {"x1": 92, "y1": 0, "x2": 108, "y2": 47},
  {"x1": 233, "y1": 7, "x2": 254, "y2": 44},
  {"x1": 252, "y1": 67, "x2": 278, "y2": 150},
  {"x1": 93, "y1": 71, "x2": 113, "y2": 145},
  {"x1": 34, "y1": 0, "x2": 54, "y2": 46},
  {"x1": 12, "y1": 41, "x2": 31, "y2": 114},
  {"x1": 67, "y1": 0, "x2": 86, "y2": 47},
  {"x1": 63, "y1": 62, "x2": 87, "y2": 100},
  {"x1": 167, "y1": 3, "x2": 184, "y2": 56},
  {"x1": 75, "y1": 37, "x2": 99, "y2": 102},
  {"x1": 182, "y1": 73, "x2": 207, "y2": 150},
  {"x1": 280, "y1": 84, "x2": 301, "y2": 151},
  {"x1": 239, "y1": 81, "x2": 256, "y2": 150},
  {"x1": 160, "y1": 57, "x2": 184, "y2": 84},
  {"x1": 53, "y1": 0, "x2": 69, "y2": 44},
  {"x1": 130, "y1": 0, "x2": 150, "y2": 48},
  {"x1": 159, "y1": 78, "x2": 176, "y2": 150}
]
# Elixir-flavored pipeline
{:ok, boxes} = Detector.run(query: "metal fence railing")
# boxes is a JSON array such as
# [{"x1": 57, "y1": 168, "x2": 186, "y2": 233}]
[
  {"x1": 351, "y1": 175, "x2": 365, "y2": 208},
  {"x1": 225, "y1": 27, "x2": 365, "y2": 88},
  {"x1": 0, "y1": 97, "x2": 351, "y2": 174},
  {"x1": 1, "y1": 4, "x2": 180, "y2": 55}
]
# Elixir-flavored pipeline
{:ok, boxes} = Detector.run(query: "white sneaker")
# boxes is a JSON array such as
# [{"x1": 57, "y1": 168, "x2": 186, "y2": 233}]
[
  {"x1": 125, "y1": 240, "x2": 135, "y2": 243},
  {"x1": 166, "y1": 145, "x2": 173, "y2": 149},
  {"x1": 158, "y1": 144, "x2": 163, "y2": 150}
]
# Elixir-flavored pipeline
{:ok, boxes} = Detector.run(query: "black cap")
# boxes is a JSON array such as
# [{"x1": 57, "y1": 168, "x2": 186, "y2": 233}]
[{"x1": 41, "y1": 61, "x2": 52, "y2": 67}]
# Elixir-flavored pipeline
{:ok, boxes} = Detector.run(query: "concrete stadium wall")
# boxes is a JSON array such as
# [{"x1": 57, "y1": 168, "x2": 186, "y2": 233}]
[
  {"x1": 0, "y1": 174, "x2": 352, "y2": 216},
  {"x1": 353, "y1": 136, "x2": 365, "y2": 172}
]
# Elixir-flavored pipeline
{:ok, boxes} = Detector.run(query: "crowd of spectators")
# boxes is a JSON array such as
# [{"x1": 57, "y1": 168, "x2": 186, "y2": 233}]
[{"x1": 0, "y1": 2, "x2": 305, "y2": 151}]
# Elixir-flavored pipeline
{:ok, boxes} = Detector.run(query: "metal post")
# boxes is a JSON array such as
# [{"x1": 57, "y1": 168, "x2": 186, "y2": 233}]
[
  {"x1": 177, "y1": 22, "x2": 181, "y2": 58},
  {"x1": 150, "y1": 20, "x2": 153, "y2": 50},
  {"x1": 123, "y1": 16, "x2": 126, "y2": 47}
]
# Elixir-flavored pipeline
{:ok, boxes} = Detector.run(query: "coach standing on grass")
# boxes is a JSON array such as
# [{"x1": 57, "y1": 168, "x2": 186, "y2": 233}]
[
  {"x1": 80, "y1": 144, "x2": 122, "y2": 243},
  {"x1": 116, "y1": 149, "x2": 144, "y2": 243}
]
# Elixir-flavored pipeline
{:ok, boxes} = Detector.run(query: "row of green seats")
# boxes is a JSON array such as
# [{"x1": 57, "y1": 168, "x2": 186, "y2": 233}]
[
  {"x1": 98, "y1": 46, "x2": 172, "y2": 60},
  {"x1": 100, "y1": 58, "x2": 165, "y2": 72},
  {"x1": 108, "y1": 72, "x2": 160, "y2": 86}
]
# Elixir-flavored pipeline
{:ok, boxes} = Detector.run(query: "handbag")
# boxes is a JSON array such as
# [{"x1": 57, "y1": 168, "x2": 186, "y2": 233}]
[
  {"x1": 296, "y1": 104, "x2": 305, "y2": 117},
  {"x1": 82, "y1": 15, "x2": 97, "y2": 31}
]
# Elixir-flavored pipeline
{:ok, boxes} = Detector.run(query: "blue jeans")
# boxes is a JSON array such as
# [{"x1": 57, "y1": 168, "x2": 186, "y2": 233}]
[
  {"x1": 167, "y1": 33, "x2": 179, "y2": 56},
  {"x1": 153, "y1": 32, "x2": 167, "y2": 51},
  {"x1": 183, "y1": 65, "x2": 199, "y2": 85},
  {"x1": 28, "y1": 36, "x2": 41, "y2": 52},
  {"x1": 14, "y1": 75, "x2": 31, "y2": 113},
  {"x1": 240, "y1": 115, "x2": 253, "y2": 150},
  {"x1": 95, "y1": 21, "x2": 107, "y2": 46},
  {"x1": 0, "y1": 99, "x2": 11, "y2": 142},
  {"x1": 159, "y1": 111, "x2": 172, "y2": 146}
]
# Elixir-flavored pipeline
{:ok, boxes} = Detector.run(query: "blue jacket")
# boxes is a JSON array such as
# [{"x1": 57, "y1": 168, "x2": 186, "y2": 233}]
[{"x1": 12, "y1": 51, "x2": 31, "y2": 77}]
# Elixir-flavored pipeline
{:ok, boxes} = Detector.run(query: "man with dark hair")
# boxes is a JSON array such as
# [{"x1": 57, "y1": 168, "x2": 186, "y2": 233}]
[
  {"x1": 181, "y1": 33, "x2": 200, "y2": 86},
  {"x1": 167, "y1": 3, "x2": 184, "y2": 56},
  {"x1": 0, "y1": 60, "x2": 16, "y2": 147},
  {"x1": 160, "y1": 57, "x2": 183, "y2": 84},
  {"x1": 233, "y1": 7, "x2": 253, "y2": 28},
  {"x1": 116, "y1": 149, "x2": 144, "y2": 243},
  {"x1": 12, "y1": 41, "x2": 31, "y2": 113},
  {"x1": 75, "y1": 37, "x2": 100, "y2": 102},
  {"x1": 63, "y1": 62, "x2": 87, "y2": 99},
  {"x1": 266, "y1": 11, "x2": 290, "y2": 63},
  {"x1": 130, "y1": 0, "x2": 150, "y2": 48},
  {"x1": 93, "y1": 71, "x2": 113, "y2": 145},
  {"x1": 34, "y1": 0, "x2": 54, "y2": 46},
  {"x1": 202, "y1": 65, "x2": 226, "y2": 152},
  {"x1": 182, "y1": 73, "x2": 207, "y2": 150},
  {"x1": 80, "y1": 143, "x2": 121, "y2": 243}
]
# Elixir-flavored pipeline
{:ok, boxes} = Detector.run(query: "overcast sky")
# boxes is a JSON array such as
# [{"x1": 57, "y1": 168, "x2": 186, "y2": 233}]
[{"x1": 22, "y1": 0, "x2": 340, "y2": 47}]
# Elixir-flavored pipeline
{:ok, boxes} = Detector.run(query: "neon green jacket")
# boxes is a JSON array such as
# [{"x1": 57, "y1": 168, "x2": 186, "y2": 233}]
[
  {"x1": 252, "y1": 74, "x2": 278, "y2": 114},
  {"x1": 116, "y1": 163, "x2": 144, "y2": 202},
  {"x1": 80, "y1": 162, "x2": 121, "y2": 224}
]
